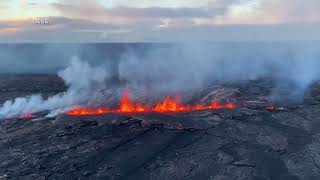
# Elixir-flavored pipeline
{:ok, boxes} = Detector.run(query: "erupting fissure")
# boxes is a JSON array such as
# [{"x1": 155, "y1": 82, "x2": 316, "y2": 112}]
[
  {"x1": 21, "y1": 114, "x2": 34, "y2": 118},
  {"x1": 66, "y1": 90, "x2": 236, "y2": 116}
]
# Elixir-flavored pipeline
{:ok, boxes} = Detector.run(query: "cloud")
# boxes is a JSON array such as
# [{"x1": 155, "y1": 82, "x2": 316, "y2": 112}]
[
  {"x1": 257, "y1": 0, "x2": 320, "y2": 23},
  {"x1": 51, "y1": 0, "x2": 320, "y2": 26},
  {"x1": 52, "y1": 0, "x2": 107, "y2": 20},
  {"x1": 52, "y1": 1, "x2": 213, "y2": 24},
  {"x1": 0, "y1": 1, "x2": 11, "y2": 11},
  {"x1": 0, "y1": 0, "x2": 320, "y2": 42},
  {"x1": 0, "y1": 17, "x2": 134, "y2": 42},
  {"x1": 51, "y1": 0, "x2": 245, "y2": 22},
  {"x1": 19, "y1": 1, "x2": 39, "y2": 8},
  {"x1": 1, "y1": 16, "x2": 320, "y2": 42},
  {"x1": 217, "y1": 0, "x2": 320, "y2": 24}
]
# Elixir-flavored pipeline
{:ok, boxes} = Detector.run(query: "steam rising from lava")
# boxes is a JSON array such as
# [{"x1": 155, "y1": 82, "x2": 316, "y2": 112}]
[
  {"x1": 0, "y1": 58, "x2": 108, "y2": 118},
  {"x1": 0, "y1": 43, "x2": 319, "y2": 118},
  {"x1": 66, "y1": 89, "x2": 235, "y2": 116},
  {"x1": 119, "y1": 44, "x2": 320, "y2": 103}
]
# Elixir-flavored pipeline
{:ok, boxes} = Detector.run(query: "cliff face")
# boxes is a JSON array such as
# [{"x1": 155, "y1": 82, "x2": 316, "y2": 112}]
[{"x1": 1, "y1": 76, "x2": 320, "y2": 180}]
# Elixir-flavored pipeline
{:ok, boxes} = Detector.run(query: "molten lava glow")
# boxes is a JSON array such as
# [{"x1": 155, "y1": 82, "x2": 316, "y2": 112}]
[
  {"x1": 264, "y1": 105, "x2": 275, "y2": 111},
  {"x1": 66, "y1": 90, "x2": 236, "y2": 116},
  {"x1": 21, "y1": 114, "x2": 34, "y2": 118},
  {"x1": 118, "y1": 90, "x2": 137, "y2": 113},
  {"x1": 153, "y1": 96, "x2": 189, "y2": 112},
  {"x1": 67, "y1": 107, "x2": 111, "y2": 116}
]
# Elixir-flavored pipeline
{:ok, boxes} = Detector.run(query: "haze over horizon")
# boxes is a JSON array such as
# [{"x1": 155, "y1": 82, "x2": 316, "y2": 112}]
[{"x1": 0, "y1": 0, "x2": 320, "y2": 42}]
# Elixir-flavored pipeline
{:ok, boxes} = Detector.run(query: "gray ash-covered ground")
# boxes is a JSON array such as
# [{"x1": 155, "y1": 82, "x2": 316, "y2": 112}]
[{"x1": 1, "y1": 75, "x2": 320, "y2": 180}]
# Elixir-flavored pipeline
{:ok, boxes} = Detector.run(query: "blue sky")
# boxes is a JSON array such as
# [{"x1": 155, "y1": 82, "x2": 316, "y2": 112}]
[{"x1": 0, "y1": 0, "x2": 320, "y2": 42}]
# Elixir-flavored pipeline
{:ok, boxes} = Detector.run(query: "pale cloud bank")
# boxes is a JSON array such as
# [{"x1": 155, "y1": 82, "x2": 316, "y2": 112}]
[{"x1": 0, "y1": 0, "x2": 319, "y2": 42}]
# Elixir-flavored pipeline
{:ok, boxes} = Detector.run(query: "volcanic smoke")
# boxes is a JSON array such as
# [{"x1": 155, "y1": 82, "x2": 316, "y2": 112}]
[{"x1": 66, "y1": 89, "x2": 236, "y2": 116}]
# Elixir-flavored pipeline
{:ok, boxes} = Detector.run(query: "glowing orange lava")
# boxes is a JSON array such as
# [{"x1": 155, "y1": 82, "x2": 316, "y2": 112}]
[
  {"x1": 66, "y1": 90, "x2": 236, "y2": 116},
  {"x1": 153, "y1": 96, "x2": 190, "y2": 112},
  {"x1": 21, "y1": 114, "x2": 34, "y2": 118},
  {"x1": 67, "y1": 107, "x2": 111, "y2": 116},
  {"x1": 264, "y1": 105, "x2": 275, "y2": 111}
]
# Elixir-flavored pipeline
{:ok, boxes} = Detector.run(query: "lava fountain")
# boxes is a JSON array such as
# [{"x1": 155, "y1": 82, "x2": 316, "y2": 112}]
[{"x1": 66, "y1": 89, "x2": 236, "y2": 116}]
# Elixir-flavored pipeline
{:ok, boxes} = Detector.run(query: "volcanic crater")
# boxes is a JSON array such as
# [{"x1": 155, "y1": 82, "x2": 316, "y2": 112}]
[{"x1": 1, "y1": 75, "x2": 320, "y2": 180}]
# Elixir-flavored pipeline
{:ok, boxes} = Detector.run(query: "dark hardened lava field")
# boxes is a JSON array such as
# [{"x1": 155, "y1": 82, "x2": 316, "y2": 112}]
[{"x1": 1, "y1": 75, "x2": 320, "y2": 180}]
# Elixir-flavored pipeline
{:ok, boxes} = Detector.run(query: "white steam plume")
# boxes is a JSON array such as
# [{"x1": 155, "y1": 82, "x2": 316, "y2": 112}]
[
  {"x1": 0, "y1": 57, "x2": 108, "y2": 118},
  {"x1": 119, "y1": 43, "x2": 320, "y2": 103},
  {"x1": 0, "y1": 43, "x2": 319, "y2": 118}
]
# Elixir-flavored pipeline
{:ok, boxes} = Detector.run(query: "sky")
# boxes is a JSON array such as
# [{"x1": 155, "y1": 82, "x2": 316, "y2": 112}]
[{"x1": 0, "y1": 0, "x2": 320, "y2": 42}]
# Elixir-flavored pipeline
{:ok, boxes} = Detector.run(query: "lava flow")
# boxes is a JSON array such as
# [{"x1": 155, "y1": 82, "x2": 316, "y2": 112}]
[
  {"x1": 67, "y1": 90, "x2": 236, "y2": 116},
  {"x1": 20, "y1": 114, "x2": 34, "y2": 118}
]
